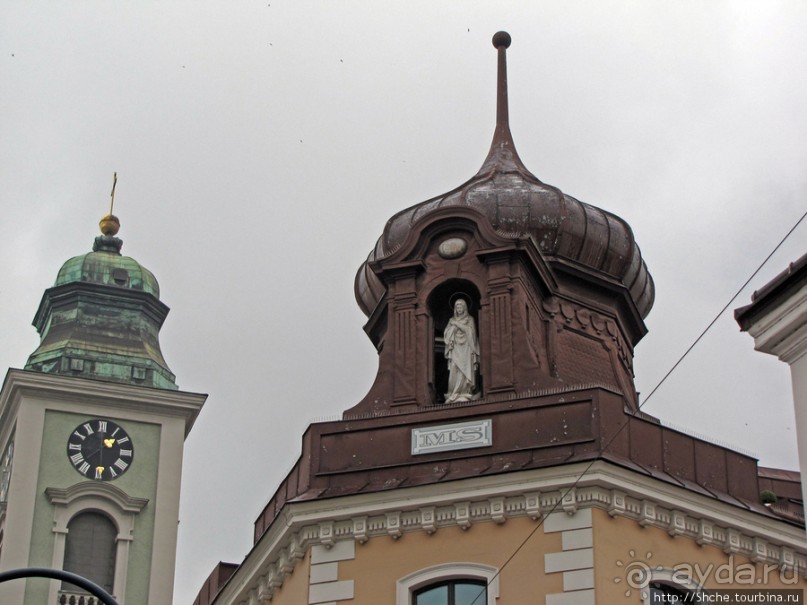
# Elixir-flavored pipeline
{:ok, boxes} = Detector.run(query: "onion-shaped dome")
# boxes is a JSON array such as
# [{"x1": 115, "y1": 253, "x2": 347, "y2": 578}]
[
  {"x1": 356, "y1": 32, "x2": 654, "y2": 322},
  {"x1": 25, "y1": 214, "x2": 177, "y2": 390},
  {"x1": 55, "y1": 227, "x2": 161, "y2": 297}
]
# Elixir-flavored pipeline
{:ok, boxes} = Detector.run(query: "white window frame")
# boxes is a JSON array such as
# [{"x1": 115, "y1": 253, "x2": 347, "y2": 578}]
[
  {"x1": 396, "y1": 562, "x2": 499, "y2": 605},
  {"x1": 45, "y1": 481, "x2": 148, "y2": 605}
]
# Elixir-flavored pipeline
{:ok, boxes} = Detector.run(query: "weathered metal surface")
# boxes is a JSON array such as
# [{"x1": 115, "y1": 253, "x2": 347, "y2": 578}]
[
  {"x1": 252, "y1": 386, "x2": 773, "y2": 544},
  {"x1": 25, "y1": 232, "x2": 177, "y2": 390},
  {"x1": 355, "y1": 39, "x2": 654, "y2": 323},
  {"x1": 57, "y1": 234, "x2": 160, "y2": 296}
]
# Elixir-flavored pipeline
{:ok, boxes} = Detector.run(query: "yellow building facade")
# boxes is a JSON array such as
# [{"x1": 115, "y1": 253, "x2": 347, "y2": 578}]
[{"x1": 203, "y1": 460, "x2": 806, "y2": 604}]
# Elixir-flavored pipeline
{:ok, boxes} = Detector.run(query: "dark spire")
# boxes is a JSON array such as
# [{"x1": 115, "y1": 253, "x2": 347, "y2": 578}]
[
  {"x1": 494, "y1": 31, "x2": 511, "y2": 128},
  {"x1": 477, "y1": 31, "x2": 534, "y2": 177}
]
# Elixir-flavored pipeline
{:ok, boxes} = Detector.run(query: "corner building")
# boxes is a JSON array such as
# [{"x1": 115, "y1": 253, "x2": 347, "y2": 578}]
[
  {"x1": 0, "y1": 215, "x2": 206, "y2": 604},
  {"x1": 197, "y1": 33, "x2": 807, "y2": 605}
]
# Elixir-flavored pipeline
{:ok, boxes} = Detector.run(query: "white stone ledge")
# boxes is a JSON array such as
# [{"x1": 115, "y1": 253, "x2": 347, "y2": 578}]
[
  {"x1": 546, "y1": 588, "x2": 596, "y2": 605},
  {"x1": 562, "y1": 528, "x2": 593, "y2": 551},
  {"x1": 310, "y1": 562, "x2": 338, "y2": 584},
  {"x1": 545, "y1": 548, "x2": 593, "y2": 573},
  {"x1": 311, "y1": 541, "x2": 355, "y2": 564},
  {"x1": 308, "y1": 580, "x2": 354, "y2": 604},
  {"x1": 544, "y1": 508, "x2": 593, "y2": 533}
]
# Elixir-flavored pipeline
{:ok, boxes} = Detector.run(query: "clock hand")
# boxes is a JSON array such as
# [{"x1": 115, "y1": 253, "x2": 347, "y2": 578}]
[
  {"x1": 91, "y1": 441, "x2": 108, "y2": 479},
  {"x1": 82, "y1": 435, "x2": 113, "y2": 462},
  {"x1": 83, "y1": 443, "x2": 105, "y2": 459}
]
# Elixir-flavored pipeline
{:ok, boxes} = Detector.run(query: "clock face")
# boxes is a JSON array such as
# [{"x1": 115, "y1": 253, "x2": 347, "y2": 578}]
[{"x1": 67, "y1": 419, "x2": 134, "y2": 481}]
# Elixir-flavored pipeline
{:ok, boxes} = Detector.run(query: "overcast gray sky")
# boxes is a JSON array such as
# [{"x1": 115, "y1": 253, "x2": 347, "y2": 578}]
[{"x1": 2, "y1": 2, "x2": 806, "y2": 603}]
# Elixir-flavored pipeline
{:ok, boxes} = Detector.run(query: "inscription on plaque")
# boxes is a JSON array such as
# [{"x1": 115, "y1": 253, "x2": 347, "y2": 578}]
[{"x1": 411, "y1": 419, "x2": 492, "y2": 455}]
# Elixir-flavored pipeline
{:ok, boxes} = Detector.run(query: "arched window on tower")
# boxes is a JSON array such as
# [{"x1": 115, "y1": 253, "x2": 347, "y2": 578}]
[
  {"x1": 428, "y1": 280, "x2": 482, "y2": 404},
  {"x1": 62, "y1": 511, "x2": 117, "y2": 595}
]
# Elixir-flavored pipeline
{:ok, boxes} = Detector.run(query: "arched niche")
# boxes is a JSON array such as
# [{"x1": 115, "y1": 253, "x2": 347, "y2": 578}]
[{"x1": 427, "y1": 279, "x2": 482, "y2": 404}]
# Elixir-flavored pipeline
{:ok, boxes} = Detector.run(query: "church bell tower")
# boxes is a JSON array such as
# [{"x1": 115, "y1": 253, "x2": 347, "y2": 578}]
[{"x1": 0, "y1": 208, "x2": 206, "y2": 605}]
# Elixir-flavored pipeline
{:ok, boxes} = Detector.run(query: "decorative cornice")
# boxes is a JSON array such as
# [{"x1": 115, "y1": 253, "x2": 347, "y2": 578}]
[
  {"x1": 741, "y1": 283, "x2": 807, "y2": 365},
  {"x1": 0, "y1": 369, "x2": 206, "y2": 437},
  {"x1": 46, "y1": 481, "x2": 149, "y2": 513},
  {"x1": 215, "y1": 461, "x2": 807, "y2": 605}
]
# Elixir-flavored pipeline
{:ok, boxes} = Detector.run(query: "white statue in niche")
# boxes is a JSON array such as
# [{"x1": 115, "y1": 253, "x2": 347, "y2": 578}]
[{"x1": 444, "y1": 298, "x2": 480, "y2": 403}]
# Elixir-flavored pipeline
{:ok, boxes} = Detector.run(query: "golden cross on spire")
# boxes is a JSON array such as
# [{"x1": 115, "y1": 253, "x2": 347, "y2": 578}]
[
  {"x1": 99, "y1": 172, "x2": 121, "y2": 237},
  {"x1": 110, "y1": 172, "x2": 118, "y2": 215}
]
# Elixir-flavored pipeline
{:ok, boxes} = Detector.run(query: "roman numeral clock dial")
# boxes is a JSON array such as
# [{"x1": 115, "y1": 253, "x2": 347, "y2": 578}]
[{"x1": 66, "y1": 419, "x2": 134, "y2": 481}]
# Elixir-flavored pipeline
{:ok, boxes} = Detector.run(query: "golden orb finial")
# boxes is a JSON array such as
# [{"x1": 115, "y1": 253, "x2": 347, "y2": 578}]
[{"x1": 99, "y1": 214, "x2": 120, "y2": 236}]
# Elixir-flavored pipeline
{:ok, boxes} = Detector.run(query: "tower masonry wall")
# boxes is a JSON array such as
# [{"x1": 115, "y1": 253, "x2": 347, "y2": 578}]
[{"x1": 26, "y1": 408, "x2": 160, "y2": 605}]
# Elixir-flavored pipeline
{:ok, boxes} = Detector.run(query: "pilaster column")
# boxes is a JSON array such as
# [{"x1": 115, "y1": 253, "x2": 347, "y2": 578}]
[
  {"x1": 480, "y1": 251, "x2": 515, "y2": 393},
  {"x1": 382, "y1": 261, "x2": 425, "y2": 405}
]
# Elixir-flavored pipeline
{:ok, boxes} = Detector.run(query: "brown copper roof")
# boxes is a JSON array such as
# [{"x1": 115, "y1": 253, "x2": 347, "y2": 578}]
[
  {"x1": 356, "y1": 33, "x2": 654, "y2": 320},
  {"x1": 251, "y1": 386, "x2": 793, "y2": 545}
]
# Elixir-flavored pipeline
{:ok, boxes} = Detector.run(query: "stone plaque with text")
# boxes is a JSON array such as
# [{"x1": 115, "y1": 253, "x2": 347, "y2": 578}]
[{"x1": 411, "y1": 419, "x2": 492, "y2": 455}]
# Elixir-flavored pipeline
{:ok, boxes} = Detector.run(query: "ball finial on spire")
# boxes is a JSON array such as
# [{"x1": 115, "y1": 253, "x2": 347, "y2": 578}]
[
  {"x1": 492, "y1": 31, "x2": 511, "y2": 49},
  {"x1": 99, "y1": 214, "x2": 120, "y2": 236}
]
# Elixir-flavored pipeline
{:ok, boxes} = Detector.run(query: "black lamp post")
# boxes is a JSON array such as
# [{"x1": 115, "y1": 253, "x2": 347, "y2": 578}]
[{"x1": 0, "y1": 567, "x2": 118, "y2": 605}]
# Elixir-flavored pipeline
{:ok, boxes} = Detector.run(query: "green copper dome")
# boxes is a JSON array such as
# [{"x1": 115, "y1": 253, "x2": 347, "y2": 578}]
[
  {"x1": 25, "y1": 221, "x2": 177, "y2": 390},
  {"x1": 54, "y1": 234, "x2": 160, "y2": 297}
]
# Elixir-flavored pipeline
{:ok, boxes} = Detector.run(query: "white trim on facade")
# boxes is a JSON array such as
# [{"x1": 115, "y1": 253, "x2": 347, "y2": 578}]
[
  {"x1": 213, "y1": 461, "x2": 807, "y2": 605},
  {"x1": 308, "y1": 542, "x2": 355, "y2": 604},
  {"x1": 396, "y1": 562, "x2": 499, "y2": 605},
  {"x1": 741, "y1": 276, "x2": 807, "y2": 517},
  {"x1": 46, "y1": 482, "x2": 148, "y2": 605},
  {"x1": 544, "y1": 509, "x2": 595, "y2": 605}
]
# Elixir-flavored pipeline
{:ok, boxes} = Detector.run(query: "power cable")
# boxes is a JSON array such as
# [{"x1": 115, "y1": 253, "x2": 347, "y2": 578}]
[{"x1": 638, "y1": 211, "x2": 806, "y2": 408}]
